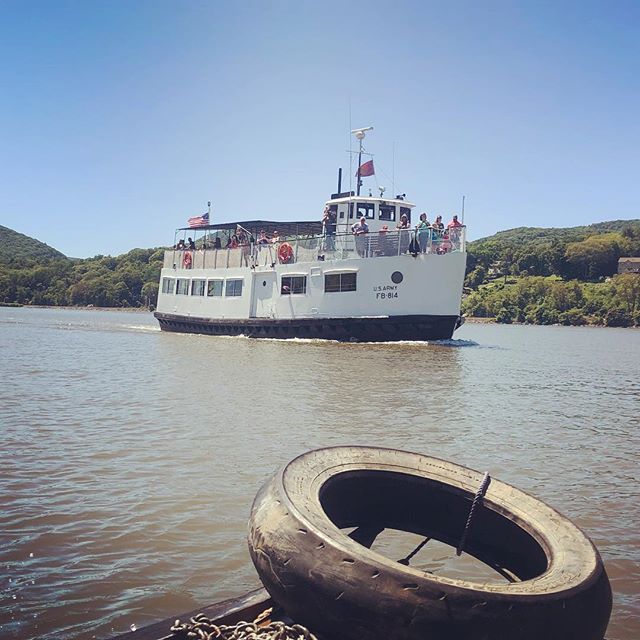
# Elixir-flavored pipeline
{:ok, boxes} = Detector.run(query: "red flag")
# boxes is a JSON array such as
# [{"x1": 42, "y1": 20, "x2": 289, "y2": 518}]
[{"x1": 356, "y1": 160, "x2": 375, "y2": 177}]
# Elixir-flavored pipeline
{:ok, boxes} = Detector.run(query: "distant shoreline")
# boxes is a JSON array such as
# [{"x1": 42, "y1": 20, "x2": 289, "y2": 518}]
[
  {"x1": 462, "y1": 316, "x2": 495, "y2": 324},
  {"x1": 0, "y1": 303, "x2": 152, "y2": 313},
  {"x1": 2, "y1": 306, "x2": 636, "y2": 329},
  {"x1": 461, "y1": 315, "x2": 638, "y2": 330}
]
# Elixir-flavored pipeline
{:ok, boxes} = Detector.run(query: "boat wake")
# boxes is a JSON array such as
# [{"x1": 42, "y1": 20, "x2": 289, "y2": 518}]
[
  {"x1": 429, "y1": 338, "x2": 479, "y2": 347},
  {"x1": 218, "y1": 335, "x2": 481, "y2": 347},
  {"x1": 123, "y1": 324, "x2": 161, "y2": 333}
]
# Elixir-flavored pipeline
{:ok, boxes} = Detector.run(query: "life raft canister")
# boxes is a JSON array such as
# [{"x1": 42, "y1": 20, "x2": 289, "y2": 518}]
[
  {"x1": 278, "y1": 242, "x2": 294, "y2": 264},
  {"x1": 183, "y1": 251, "x2": 193, "y2": 268}
]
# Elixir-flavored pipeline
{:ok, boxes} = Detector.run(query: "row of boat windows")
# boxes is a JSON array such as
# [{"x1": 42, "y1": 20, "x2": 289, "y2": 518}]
[
  {"x1": 161, "y1": 273, "x2": 357, "y2": 297},
  {"x1": 334, "y1": 203, "x2": 411, "y2": 222},
  {"x1": 162, "y1": 277, "x2": 244, "y2": 297}
]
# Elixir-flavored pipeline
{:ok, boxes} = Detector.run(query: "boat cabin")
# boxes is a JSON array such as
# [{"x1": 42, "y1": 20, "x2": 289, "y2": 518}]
[{"x1": 325, "y1": 192, "x2": 414, "y2": 234}]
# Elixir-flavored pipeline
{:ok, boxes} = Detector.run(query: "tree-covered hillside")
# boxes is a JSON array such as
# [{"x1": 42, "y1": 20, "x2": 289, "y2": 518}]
[
  {"x1": 0, "y1": 225, "x2": 67, "y2": 264},
  {"x1": 463, "y1": 219, "x2": 640, "y2": 327},
  {"x1": 0, "y1": 246, "x2": 165, "y2": 308},
  {"x1": 472, "y1": 219, "x2": 637, "y2": 248},
  {"x1": 466, "y1": 219, "x2": 640, "y2": 281}
]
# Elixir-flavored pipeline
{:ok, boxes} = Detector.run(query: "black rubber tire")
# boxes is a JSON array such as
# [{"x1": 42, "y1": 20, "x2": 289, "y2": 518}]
[{"x1": 247, "y1": 446, "x2": 611, "y2": 640}]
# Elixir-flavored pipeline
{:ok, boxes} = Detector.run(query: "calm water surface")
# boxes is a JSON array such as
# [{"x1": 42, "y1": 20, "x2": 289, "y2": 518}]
[{"x1": 0, "y1": 307, "x2": 638, "y2": 639}]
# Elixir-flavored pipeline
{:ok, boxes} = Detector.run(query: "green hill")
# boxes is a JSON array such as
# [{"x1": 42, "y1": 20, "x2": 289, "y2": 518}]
[
  {"x1": 463, "y1": 219, "x2": 640, "y2": 327},
  {"x1": 470, "y1": 219, "x2": 639, "y2": 252},
  {"x1": 466, "y1": 219, "x2": 640, "y2": 278},
  {"x1": 0, "y1": 225, "x2": 67, "y2": 264}
]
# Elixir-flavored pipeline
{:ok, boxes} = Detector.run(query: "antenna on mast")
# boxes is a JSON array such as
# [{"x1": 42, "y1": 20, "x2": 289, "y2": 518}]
[
  {"x1": 392, "y1": 140, "x2": 395, "y2": 197},
  {"x1": 351, "y1": 126, "x2": 373, "y2": 196}
]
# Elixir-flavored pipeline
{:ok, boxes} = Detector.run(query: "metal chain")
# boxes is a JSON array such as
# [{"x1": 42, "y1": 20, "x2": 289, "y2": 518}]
[
  {"x1": 456, "y1": 472, "x2": 491, "y2": 556},
  {"x1": 170, "y1": 610, "x2": 319, "y2": 640}
]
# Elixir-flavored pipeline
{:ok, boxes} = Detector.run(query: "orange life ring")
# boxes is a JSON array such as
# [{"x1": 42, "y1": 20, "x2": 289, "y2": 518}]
[
  {"x1": 183, "y1": 251, "x2": 193, "y2": 268},
  {"x1": 278, "y1": 242, "x2": 294, "y2": 264}
]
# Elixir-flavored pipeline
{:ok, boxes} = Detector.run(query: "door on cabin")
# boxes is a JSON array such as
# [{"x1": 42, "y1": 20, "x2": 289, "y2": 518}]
[{"x1": 251, "y1": 272, "x2": 277, "y2": 318}]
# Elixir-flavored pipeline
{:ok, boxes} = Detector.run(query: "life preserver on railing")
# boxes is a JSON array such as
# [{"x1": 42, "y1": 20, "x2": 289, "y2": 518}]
[
  {"x1": 183, "y1": 251, "x2": 193, "y2": 268},
  {"x1": 278, "y1": 243, "x2": 294, "y2": 264}
]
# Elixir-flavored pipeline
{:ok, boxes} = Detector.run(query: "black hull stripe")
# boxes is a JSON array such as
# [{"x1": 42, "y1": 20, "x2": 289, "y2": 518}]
[{"x1": 153, "y1": 313, "x2": 461, "y2": 342}]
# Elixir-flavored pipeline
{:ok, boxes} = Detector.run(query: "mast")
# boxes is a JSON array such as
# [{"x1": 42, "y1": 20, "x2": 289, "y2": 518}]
[{"x1": 351, "y1": 126, "x2": 373, "y2": 196}]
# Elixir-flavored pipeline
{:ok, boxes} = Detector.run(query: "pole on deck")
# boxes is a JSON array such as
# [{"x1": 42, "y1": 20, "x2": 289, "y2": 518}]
[
  {"x1": 351, "y1": 127, "x2": 372, "y2": 197},
  {"x1": 356, "y1": 141, "x2": 362, "y2": 196}
]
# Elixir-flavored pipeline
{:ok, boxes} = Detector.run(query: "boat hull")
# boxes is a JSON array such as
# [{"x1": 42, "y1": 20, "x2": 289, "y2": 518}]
[{"x1": 154, "y1": 312, "x2": 461, "y2": 341}]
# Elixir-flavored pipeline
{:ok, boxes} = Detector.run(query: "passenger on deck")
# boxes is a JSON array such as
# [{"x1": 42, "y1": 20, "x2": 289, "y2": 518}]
[
  {"x1": 446, "y1": 214, "x2": 464, "y2": 250},
  {"x1": 176, "y1": 239, "x2": 186, "y2": 250},
  {"x1": 188, "y1": 237, "x2": 196, "y2": 250},
  {"x1": 377, "y1": 224, "x2": 391, "y2": 256},
  {"x1": 226, "y1": 234, "x2": 239, "y2": 249},
  {"x1": 397, "y1": 214, "x2": 410, "y2": 253},
  {"x1": 271, "y1": 230, "x2": 280, "y2": 244},
  {"x1": 447, "y1": 214, "x2": 463, "y2": 229},
  {"x1": 322, "y1": 206, "x2": 337, "y2": 251},
  {"x1": 431, "y1": 215, "x2": 445, "y2": 252},
  {"x1": 351, "y1": 216, "x2": 369, "y2": 257},
  {"x1": 257, "y1": 230, "x2": 269, "y2": 245},
  {"x1": 214, "y1": 237, "x2": 222, "y2": 250},
  {"x1": 416, "y1": 213, "x2": 431, "y2": 253},
  {"x1": 237, "y1": 229, "x2": 251, "y2": 266},
  {"x1": 437, "y1": 230, "x2": 453, "y2": 254}
]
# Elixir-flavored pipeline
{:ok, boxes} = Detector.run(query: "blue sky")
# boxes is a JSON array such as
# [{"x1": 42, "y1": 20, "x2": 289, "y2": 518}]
[{"x1": 1, "y1": 0, "x2": 638, "y2": 258}]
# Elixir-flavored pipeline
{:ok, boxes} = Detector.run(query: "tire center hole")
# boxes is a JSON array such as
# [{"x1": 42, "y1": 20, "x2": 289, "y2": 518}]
[
  {"x1": 343, "y1": 527, "x2": 513, "y2": 583},
  {"x1": 320, "y1": 470, "x2": 548, "y2": 584}
]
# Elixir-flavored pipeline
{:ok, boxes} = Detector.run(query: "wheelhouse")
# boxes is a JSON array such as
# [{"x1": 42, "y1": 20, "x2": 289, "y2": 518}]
[{"x1": 324, "y1": 192, "x2": 415, "y2": 234}]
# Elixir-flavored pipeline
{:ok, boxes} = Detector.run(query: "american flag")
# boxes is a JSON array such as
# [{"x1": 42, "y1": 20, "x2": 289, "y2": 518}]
[{"x1": 187, "y1": 211, "x2": 210, "y2": 228}]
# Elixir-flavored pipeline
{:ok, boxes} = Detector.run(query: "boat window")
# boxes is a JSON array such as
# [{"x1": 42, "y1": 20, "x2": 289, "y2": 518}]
[
  {"x1": 225, "y1": 279, "x2": 243, "y2": 297},
  {"x1": 161, "y1": 277, "x2": 175, "y2": 294},
  {"x1": 191, "y1": 279, "x2": 206, "y2": 296},
  {"x1": 207, "y1": 279, "x2": 223, "y2": 297},
  {"x1": 400, "y1": 206, "x2": 412, "y2": 223},
  {"x1": 357, "y1": 202, "x2": 375, "y2": 219},
  {"x1": 176, "y1": 279, "x2": 189, "y2": 295},
  {"x1": 281, "y1": 275, "x2": 307, "y2": 295},
  {"x1": 324, "y1": 272, "x2": 357, "y2": 293},
  {"x1": 379, "y1": 205, "x2": 396, "y2": 222},
  {"x1": 349, "y1": 203, "x2": 354, "y2": 219}
]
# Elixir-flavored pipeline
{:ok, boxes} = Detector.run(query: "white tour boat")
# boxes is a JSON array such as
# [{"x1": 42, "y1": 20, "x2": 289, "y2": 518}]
[{"x1": 154, "y1": 130, "x2": 467, "y2": 341}]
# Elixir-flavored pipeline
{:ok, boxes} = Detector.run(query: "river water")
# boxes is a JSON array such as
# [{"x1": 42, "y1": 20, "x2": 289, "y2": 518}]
[{"x1": 0, "y1": 307, "x2": 638, "y2": 640}]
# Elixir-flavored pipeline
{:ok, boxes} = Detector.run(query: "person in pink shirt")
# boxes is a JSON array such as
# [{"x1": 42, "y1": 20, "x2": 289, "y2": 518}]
[
  {"x1": 447, "y1": 214, "x2": 463, "y2": 228},
  {"x1": 446, "y1": 214, "x2": 464, "y2": 250}
]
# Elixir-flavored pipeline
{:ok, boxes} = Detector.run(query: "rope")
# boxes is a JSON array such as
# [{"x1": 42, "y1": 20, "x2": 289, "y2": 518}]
[
  {"x1": 170, "y1": 609, "x2": 318, "y2": 640},
  {"x1": 456, "y1": 472, "x2": 491, "y2": 557},
  {"x1": 398, "y1": 537, "x2": 431, "y2": 566}
]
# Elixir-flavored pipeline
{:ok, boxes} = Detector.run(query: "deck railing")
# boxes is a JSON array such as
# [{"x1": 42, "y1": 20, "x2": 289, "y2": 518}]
[{"x1": 164, "y1": 228, "x2": 466, "y2": 270}]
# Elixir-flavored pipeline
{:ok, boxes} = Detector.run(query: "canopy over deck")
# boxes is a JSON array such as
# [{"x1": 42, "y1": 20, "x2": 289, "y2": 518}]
[{"x1": 177, "y1": 220, "x2": 322, "y2": 236}]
